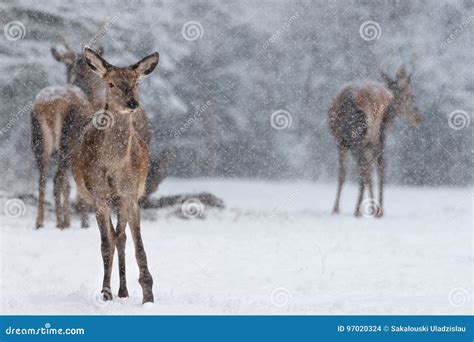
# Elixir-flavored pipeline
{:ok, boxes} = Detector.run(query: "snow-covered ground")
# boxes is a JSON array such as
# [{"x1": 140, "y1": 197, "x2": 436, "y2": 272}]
[{"x1": 0, "y1": 178, "x2": 472, "y2": 315}]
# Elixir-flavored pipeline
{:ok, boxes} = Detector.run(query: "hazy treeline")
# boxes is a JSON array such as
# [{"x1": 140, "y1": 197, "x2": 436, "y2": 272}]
[{"x1": 0, "y1": 0, "x2": 472, "y2": 192}]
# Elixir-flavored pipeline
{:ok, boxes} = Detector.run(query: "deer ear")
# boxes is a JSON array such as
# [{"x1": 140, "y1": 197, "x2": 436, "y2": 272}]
[
  {"x1": 84, "y1": 47, "x2": 110, "y2": 77},
  {"x1": 132, "y1": 52, "x2": 159, "y2": 77},
  {"x1": 51, "y1": 46, "x2": 75, "y2": 65},
  {"x1": 396, "y1": 66, "x2": 407, "y2": 80},
  {"x1": 380, "y1": 71, "x2": 392, "y2": 84}
]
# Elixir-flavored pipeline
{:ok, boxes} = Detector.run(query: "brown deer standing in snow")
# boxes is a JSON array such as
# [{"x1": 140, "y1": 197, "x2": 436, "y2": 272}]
[
  {"x1": 72, "y1": 48, "x2": 159, "y2": 303},
  {"x1": 33, "y1": 39, "x2": 162, "y2": 229},
  {"x1": 328, "y1": 64, "x2": 422, "y2": 217},
  {"x1": 31, "y1": 40, "x2": 105, "y2": 229}
]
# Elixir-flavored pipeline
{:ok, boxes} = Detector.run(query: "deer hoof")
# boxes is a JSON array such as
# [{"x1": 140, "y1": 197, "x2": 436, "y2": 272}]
[
  {"x1": 56, "y1": 222, "x2": 67, "y2": 229},
  {"x1": 101, "y1": 288, "x2": 113, "y2": 301},
  {"x1": 331, "y1": 208, "x2": 339, "y2": 215},
  {"x1": 354, "y1": 210, "x2": 362, "y2": 218},
  {"x1": 375, "y1": 208, "x2": 384, "y2": 218},
  {"x1": 118, "y1": 287, "x2": 129, "y2": 298},
  {"x1": 142, "y1": 295, "x2": 154, "y2": 305}
]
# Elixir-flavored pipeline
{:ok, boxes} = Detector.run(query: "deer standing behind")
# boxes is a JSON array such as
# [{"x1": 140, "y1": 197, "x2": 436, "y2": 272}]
[
  {"x1": 72, "y1": 48, "x2": 159, "y2": 303},
  {"x1": 328, "y1": 65, "x2": 422, "y2": 217},
  {"x1": 30, "y1": 41, "x2": 101, "y2": 229}
]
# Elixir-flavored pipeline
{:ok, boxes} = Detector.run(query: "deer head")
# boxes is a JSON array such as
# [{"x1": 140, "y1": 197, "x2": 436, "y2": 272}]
[
  {"x1": 380, "y1": 65, "x2": 422, "y2": 125},
  {"x1": 51, "y1": 42, "x2": 105, "y2": 98},
  {"x1": 83, "y1": 47, "x2": 159, "y2": 114}
]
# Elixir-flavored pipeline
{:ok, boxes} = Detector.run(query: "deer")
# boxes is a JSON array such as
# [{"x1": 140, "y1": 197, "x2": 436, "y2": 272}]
[
  {"x1": 31, "y1": 37, "x2": 108, "y2": 229},
  {"x1": 328, "y1": 63, "x2": 422, "y2": 217},
  {"x1": 52, "y1": 40, "x2": 166, "y2": 227},
  {"x1": 72, "y1": 47, "x2": 159, "y2": 303}
]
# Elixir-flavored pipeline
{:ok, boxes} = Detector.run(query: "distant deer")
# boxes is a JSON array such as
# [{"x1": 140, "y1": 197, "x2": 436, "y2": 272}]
[
  {"x1": 328, "y1": 64, "x2": 421, "y2": 217},
  {"x1": 72, "y1": 47, "x2": 159, "y2": 303},
  {"x1": 31, "y1": 37, "x2": 108, "y2": 229}
]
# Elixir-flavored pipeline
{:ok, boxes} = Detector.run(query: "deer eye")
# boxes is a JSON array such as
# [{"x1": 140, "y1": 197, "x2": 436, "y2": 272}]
[{"x1": 109, "y1": 82, "x2": 115, "y2": 88}]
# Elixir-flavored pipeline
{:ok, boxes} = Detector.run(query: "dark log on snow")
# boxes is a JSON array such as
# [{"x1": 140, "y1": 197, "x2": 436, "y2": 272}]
[{"x1": 138, "y1": 192, "x2": 225, "y2": 209}]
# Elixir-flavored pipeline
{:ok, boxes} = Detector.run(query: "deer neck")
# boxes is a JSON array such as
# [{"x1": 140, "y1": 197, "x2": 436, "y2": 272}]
[
  {"x1": 383, "y1": 99, "x2": 397, "y2": 128},
  {"x1": 100, "y1": 103, "x2": 135, "y2": 166}
]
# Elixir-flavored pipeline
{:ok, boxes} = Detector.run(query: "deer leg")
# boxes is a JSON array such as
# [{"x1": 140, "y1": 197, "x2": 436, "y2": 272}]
[
  {"x1": 332, "y1": 147, "x2": 348, "y2": 214},
  {"x1": 79, "y1": 199, "x2": 90, "y2": 228},
  {"x1": 128, "y1": 200, "x2": 153, "y2": 304},
  {"x1": 32, "y1": 115, "x2": 48, "y2": 229},
  {"x1": 95, "y1": 198, "x2": 116, "y2": 301},
  {"x1": 55, "y1": 153, "x2": 71, "y2": 228},
  {"x1": 376, "y1": 152, "x2": 385, "y2": 218},
  {"x1": 53, "y1": 171, "x2": 63, "y2": 228},
  {"x1": 35, "y1": 157, "x2": 49, "y2": 229},
  {"x1": 365, "y1": 166, "x2": 374, "y2": 201},
  {"x1": 62, "y1": 176, "x2": 71, "y2": 228},
  {"x1": 354, "y1": 156, "x2": 366, "y2": 217},
  {"x1": 116, "y1": 198, "x2": 129, "y2": 298}
]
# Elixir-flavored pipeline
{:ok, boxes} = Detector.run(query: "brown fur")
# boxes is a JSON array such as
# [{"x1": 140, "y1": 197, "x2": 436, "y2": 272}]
[
  {"x1": 72, "y1": 47, "x2": 159, "y2": 304},
  {"x1": 328, "y1": 66, "x2": 421, "y2": 217},
  {"x1": 31, "y1": 41, "x2": 107, "y2": 229},
  {"x1": 31, "y1": 85, "x2": 91, "y2": 229}
]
